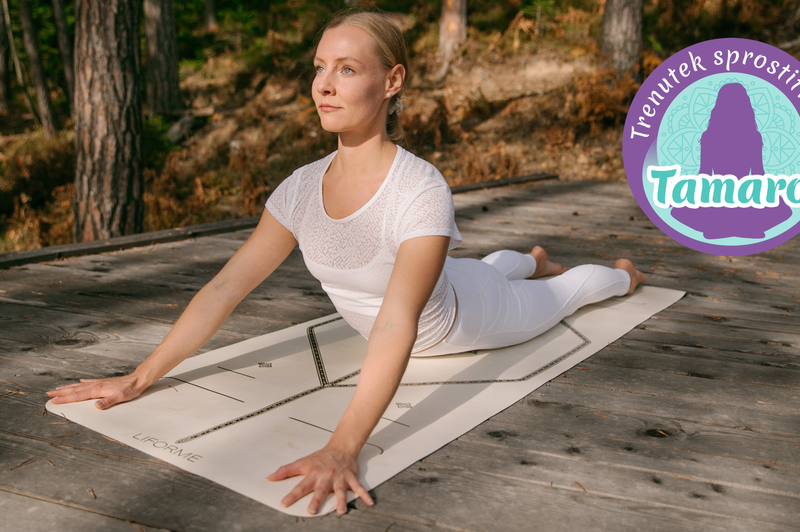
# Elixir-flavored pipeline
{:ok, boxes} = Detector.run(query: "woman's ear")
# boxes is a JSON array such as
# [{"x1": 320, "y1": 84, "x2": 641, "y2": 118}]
[{"x1": 386, "y1": 63, "x2": 406, "y2": 94}]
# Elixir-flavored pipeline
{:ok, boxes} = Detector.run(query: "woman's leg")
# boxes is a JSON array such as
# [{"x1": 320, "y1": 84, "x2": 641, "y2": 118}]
[
  {"x1": 481, "y1": 250, "x2": 537, "y2": 280},
  {"x1": 482, "y1": 247, "x2": 567, "y2": 280},
  {"x1": 414, "y1": 256, "x2": 639, "y2": 357}
]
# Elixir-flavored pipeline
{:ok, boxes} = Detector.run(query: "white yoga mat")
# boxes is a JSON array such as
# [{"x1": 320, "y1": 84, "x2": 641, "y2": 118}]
[{"x1": 47, "y1": 285, "x2": 683, "y2": 516}]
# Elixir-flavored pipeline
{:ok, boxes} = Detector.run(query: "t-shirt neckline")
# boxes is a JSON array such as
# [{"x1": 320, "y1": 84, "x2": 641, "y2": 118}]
[{"x1": 318, "y1": 145, "x2": 405, "y2": 223}]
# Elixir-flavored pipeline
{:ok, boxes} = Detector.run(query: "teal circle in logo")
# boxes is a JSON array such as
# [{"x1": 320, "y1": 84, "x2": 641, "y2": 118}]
[{"x1": 648, "y1": 72, "x2": 800, "y2": 247}]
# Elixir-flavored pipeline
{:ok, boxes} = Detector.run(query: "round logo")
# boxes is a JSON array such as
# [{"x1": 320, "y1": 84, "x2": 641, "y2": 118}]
[{"x1": 623, "y1": 38, "x2": 800, "y2": 255}]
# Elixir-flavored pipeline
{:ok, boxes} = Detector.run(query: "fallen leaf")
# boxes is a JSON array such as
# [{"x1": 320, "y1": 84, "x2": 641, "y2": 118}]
[
  {"x1": 575, "y1": 367, "x2": 588, "y2": 370},
  {"x1": 86, "y1": 488, "x2": 96, "y2": 499},
  {"x1": 127, "y1": 522, "x2": 146, "y2": 532},
  {"x1": 594, "y1": 412, "x2": 611, "y2": 420},
  {"x1": 655, "y1": 429, "x2": 670, "y2": 437},
  {"x1": 45, "y1": 458, "x2": 54, "y2": 467},
  {"x1": 31, "y1": 291, "x2": 45, "y2": 295},
  {"x1": 757, "y1": 401, "x2": 774, "y2": 405},
  {"x1": 573, "y1": 481, "x2": 587, "y2": 492},
  {"x1": 55, "y1": 433, "x2": 78, "y2": 439}
]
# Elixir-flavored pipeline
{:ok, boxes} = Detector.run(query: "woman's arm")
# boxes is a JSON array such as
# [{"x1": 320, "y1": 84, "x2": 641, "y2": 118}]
[
  {"x1": 268, "y1": 234, "x2": 451, "y2": 516},
  {"x1": 47, "y1": 209, "x2": 298, "y2": 409}
]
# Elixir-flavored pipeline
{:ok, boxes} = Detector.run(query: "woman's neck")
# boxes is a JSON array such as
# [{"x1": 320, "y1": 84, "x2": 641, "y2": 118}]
[{"x1": 331, "y1": 129, "x2": 396, "y2": 181}]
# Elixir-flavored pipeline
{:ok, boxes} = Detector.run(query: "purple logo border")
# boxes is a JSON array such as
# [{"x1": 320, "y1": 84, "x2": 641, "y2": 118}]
[{"x1": 622, "y1": 37, "x2": 800, "y2": 256}]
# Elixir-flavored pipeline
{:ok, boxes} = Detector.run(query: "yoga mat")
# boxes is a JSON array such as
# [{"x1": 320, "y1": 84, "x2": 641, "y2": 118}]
[{"x1": 46, "y1": 285, "x2": 684, "y2": 516}]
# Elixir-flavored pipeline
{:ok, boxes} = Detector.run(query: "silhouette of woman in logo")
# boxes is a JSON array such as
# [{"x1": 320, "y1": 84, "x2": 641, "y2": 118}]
[{"x1": 671, "y1": 82, "x2": 792, "y2": 239}]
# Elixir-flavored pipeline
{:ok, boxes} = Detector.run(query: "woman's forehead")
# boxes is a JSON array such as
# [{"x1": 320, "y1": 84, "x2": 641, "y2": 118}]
[{"x1": 316, "y1": 25, "x2": 379, "y2": 65}]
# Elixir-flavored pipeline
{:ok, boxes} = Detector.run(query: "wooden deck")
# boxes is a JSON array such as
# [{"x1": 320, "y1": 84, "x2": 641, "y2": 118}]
[{"x1": 0, "y1": 179, "x2": 797, "y2": 532}]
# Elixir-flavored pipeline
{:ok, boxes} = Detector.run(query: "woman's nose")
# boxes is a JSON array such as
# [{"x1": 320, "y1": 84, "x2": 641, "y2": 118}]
[{"x1": 316, "y1": 72, "x2": 334, "y2": 95}]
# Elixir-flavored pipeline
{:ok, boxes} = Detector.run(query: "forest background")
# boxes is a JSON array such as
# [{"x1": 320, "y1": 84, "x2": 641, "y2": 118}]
[{"x1": 0, "y1": 0, "x2": 798, "y2": 252}]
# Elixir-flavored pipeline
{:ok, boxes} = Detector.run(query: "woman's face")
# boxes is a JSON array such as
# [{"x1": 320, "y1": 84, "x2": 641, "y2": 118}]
[{"x1": 312, "y1": 25, "x2": 402, "y2": 139}]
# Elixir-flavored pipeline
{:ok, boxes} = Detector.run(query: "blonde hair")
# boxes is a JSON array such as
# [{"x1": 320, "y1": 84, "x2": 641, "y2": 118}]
[{"x1": 317, "y1": 9, "x2": 409, "y2": 144}]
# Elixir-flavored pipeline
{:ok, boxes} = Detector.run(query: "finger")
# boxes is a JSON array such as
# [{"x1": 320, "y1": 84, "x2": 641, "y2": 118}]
[
  {"x1": 50, "y1": 383, "x2": 103, "y2": 404},
  {"x1": 308, "y1": 483, "x2": 332, "y2": 515},
  {"x1": 48, "y1": 382, "x2": 85, "y2": 396},
  {"x1": 267, "y1": 460, "x2": 304, "y2": 481},
  {"x1": 95, "y1": 389, "x2": 127, "y2": 409},
  {"x1": 347, "y1": 475, "x2": 373, "y2": 506},
  {"x1": 333, "y1": 480, "x2": 348, "y2": 515},
  {"x1": 281, "y1": 476, "x2": 315, "y2": 508}
]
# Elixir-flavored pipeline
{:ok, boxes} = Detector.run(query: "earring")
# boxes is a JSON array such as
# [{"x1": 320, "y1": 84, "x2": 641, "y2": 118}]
[{"x1": 386, "y1": 92, "x2": 391, "y2": 98}]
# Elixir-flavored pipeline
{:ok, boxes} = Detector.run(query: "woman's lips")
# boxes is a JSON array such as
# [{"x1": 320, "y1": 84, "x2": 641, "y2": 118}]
[{"x1": 319, "y1": 104, "x2": 340, "y2": 112}]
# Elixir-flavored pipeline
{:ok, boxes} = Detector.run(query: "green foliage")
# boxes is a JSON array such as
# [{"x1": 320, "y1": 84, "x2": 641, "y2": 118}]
[{"x1": 142, "y1": 116, "x2": 182, "y2": 172}]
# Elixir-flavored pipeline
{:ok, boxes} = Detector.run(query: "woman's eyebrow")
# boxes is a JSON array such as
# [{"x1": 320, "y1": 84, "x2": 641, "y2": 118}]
[{"x1": 313, "y1": 56, "x2": 365, "y2": 66}]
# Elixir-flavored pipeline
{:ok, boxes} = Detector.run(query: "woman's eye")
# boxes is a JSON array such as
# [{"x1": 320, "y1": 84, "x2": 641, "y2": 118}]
[
  {"x1": 342, "y1": 67, "x2": 354, "y2": 74},
  {"x1": 315, "y1": 65, "x2": 324, "y2": 74}
]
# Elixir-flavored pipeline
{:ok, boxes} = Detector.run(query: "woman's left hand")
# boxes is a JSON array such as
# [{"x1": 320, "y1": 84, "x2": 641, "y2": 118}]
[{"x1": 267, "y1": 445, "x2": 374, "y2": 515}]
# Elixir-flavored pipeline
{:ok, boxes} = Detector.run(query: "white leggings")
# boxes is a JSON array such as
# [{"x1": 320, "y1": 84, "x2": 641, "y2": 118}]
[{"x1": 413, "y1": 250, "x2": 631, "y2": 357}]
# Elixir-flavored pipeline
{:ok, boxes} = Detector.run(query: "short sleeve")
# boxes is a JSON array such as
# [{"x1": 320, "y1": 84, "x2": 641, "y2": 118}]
[
  {"x1": 397, "y1": 184, "x2": 462, "y2": 250},
  {"x1": 265, "y1": 171, "x2": 297, "y2": 235}
]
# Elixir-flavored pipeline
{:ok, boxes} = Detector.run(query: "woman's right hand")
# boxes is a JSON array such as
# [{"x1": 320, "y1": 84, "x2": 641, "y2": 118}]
[{"x1": 46, "y1": 374, "x2": 147, "y2": 410}]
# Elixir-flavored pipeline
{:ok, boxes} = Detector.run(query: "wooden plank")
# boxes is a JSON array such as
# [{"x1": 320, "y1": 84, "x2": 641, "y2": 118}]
[
  {"x1": 511, "y1": 383, "x2": 800, "y2": 463},
  {"x1": 0, "y1": 302, "x2": 242, "y2": 363},
  {"x1": 0, "y1": 489, "x2": 172, "y2": 532},
  {"x1": 587, "y1": 343, "x2": 800, "y2": 389},
  {"x1": 607, "y1": 337, "x2": 800, "y2": 369},
  {"x1": 0, "y1": 217, "x2": 262, "y2": 270},
  {"x1": 465, "y1": 416, "x2": 800, "y2": 494},
  {"x1": 637, "y1": 317, "x2": 800, "y2": 348},
  {"x1": 365, "y1": 456, "x2": 792, "y2": 532},
  {"x1": 554, "y1": 363, "x2": 798, "y2": 423},
  {"x1": 420, "y1": 439, "x2": 799, "y2": 530},
  {"x1": 622, "y1": 328, "x2": 799, "y2": 359}
]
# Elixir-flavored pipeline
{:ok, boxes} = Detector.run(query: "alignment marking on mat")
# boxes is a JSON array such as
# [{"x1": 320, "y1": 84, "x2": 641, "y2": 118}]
[
  {"x1": 381, "y1": 416, "x2": 410, "y2": 427},
  {"x1": 165, "y1": 377, "x2": 244, "y2": 403},
  {"x1": 288, "y1": 417, "x2": 385, "y2": 455},
  {"x1": 174, "y1": 320, "x2": 589, "y2": 443},
  {"x1": 217, "y1": 366, "x2": 255, "y2": 379},
  {"x1": 175, "y1": 386, "x2": 327, "y2": 443},
  {"x1": 307, "y1": 317, "x2": 342, "y2": 386},
  {"x1": 333, "y1": 322, "x2": 590, "y2": 388}
]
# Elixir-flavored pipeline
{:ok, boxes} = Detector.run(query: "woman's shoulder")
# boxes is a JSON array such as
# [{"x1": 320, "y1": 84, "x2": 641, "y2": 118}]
[{"x1": 394, "y1": 147, "x2": 449, "y2": 191}]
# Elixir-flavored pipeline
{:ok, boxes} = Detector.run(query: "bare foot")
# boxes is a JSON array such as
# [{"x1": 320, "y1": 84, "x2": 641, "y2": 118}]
[
  {"x1": 529, "y1": 246, "x2": 568, "y2": 278},
  {"x1": 615, "y1": 258, "x2": 646, "y2": 294}
]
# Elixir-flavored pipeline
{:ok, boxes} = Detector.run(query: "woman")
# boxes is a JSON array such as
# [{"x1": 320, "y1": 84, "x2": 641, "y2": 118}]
[
  {"x1": 670, "y1": 82, "x2": 792, "y2": 239},
  {"x1": 48, "y1": 10, "x2": 645, "y2": 516}
]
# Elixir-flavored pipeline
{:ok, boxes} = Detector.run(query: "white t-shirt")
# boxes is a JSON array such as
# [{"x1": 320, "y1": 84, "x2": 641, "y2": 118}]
[{"x1": 265, "y1": 146, "x2": 462, "y2": 352}]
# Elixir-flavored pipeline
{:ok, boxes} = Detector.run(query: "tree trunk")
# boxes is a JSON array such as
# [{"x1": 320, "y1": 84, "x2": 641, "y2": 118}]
[
  {"x1": 204, "y1": 0, "x2": 216, "y2": 30},
  {"x1": 18, "y1": 0, "x2": 56, "y2": 137},
  {"x1": 144, "y1": 0, "x2": 182, "y2": 116},
  {"x1": 51, "y1": 0, "x2": 74, "y2": 110},
  {"x1": 73, "y1": 0, "x2": 143, "y2": 242},
  {"x1": 600, "y1": 0, "x2": 643, "y2": 82},
  {"x1": 0, "y1": 0, "x2": 9, "y2": 114},
  {"x1": 439, "y1": 0, "x2": 467, "y2": 63}
]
